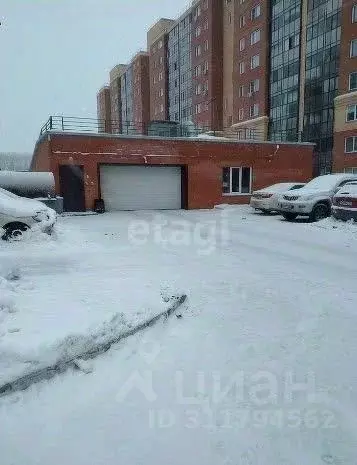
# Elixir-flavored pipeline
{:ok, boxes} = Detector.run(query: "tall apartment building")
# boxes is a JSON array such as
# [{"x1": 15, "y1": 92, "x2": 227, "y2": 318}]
[
  {"x1": 334, "y1": 1, "x2": 357, "y2": 174},
  {"x1": 96, "y1": 86, "x2": 112, "y2": 133},
  {"x1": 97, "y1": 0, "x2": 349, "y2": 174},
  {"x1": 109, "y1": 64, "x2": 127, "y2": 133},
  {"x1": 223, "y1": 0, "x2": 269, "y2": 140},
  {"x1": 148, "y1": 19, "x2": 175, "y2": 121},
  {"x1": 269, "y1": 0, "x2": 341, "y2": 174}
]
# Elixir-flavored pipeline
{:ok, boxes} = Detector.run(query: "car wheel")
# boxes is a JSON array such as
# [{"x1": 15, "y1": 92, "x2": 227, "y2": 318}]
[
  {"x1": 309, "y1": 203, "x2": 330, "y2": 222},
  {"x1": 1, "y1": 223, "x2": 29, "y2": 241},
  {"x1": 282, "y1": 212, "x2": 298, "y2": 221}
]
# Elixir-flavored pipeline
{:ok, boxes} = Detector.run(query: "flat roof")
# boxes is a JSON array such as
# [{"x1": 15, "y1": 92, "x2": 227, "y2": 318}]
[{"x1": 39, "y1": 131, "x2": 316, "y2": 147}]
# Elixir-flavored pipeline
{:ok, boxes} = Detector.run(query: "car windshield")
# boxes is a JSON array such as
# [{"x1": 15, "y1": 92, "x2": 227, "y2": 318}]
[
  {"x1": 303, "y1": 175, "x2": 352, "y2": 190},
  {"x1": 263, "y1": 183, "x2": 299, "y2": 192}
]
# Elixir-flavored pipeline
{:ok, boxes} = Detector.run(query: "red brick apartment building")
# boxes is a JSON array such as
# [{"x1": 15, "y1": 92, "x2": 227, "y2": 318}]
[
  {"x1": 96, "y1": 86, "x2": 112, "y2": 133},
  {"x1": 333, "y1": 1, "x2": 357, "y2": 175},
  {"x1": 148, "y1": 19, "x2": 175, "y2": 121},
  {"x1": 31, "y1": 130, "x2": 314, "y2": 212}
]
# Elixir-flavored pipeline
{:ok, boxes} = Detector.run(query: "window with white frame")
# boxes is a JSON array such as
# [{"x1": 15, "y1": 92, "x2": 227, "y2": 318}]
[
  {"x1": 222, "y1": 167, "x2": 252, "y2": 194},
  {"x1": 240, "y1": 38, "x2": 246, "y2": 51},
  {"x1": 239, "y1": 86, "x2": 245, "y2": 97},
  {"x1": 158, "y1": 40, "x2": 163, "y2": 49},
  {"x1": 158, "y1": 72, "x2": 163, "y2": 81},
  {"x1": 195, "y1": 83, "x2": 202, "y2": 95},
  {"x1": 251, "y1": 4, "x2": 261, "y2": 20},
  {"x1": 160, "y1": 104, "x2": 164, "y2": 112},
  {"x1": 204, "y1": 61, "x2": 209, "y2": 73},
  {"x1": 250, "y1": 79, "x2": 259, "y2": 93},
  {"x1": 153, "y1": 75, "x2": 157, "y2": 84},
  {"x1": 195, "y1": 5, "x2": 201, "y2": 18},
  {"x1": 345, "y1": 136, "x2": 357, "y2": 152},
  {"x1": 239, "y1": 15, "x2": 246, "y2": 28},
  {"x1": 195, "y1": 103, "x2": 201, "y2": 114},
  {"x1": 251, "y1": 54, "x2": 260, "y2": 69},
  {"x1": 353, "y1": 5, "x2": 357, "y2": 22},
  {"x1": 250, "y1": 103, "x2": 259, "y2": 117},
  {"x1": 347, "y1": 104, "x2": 357, "y2": 121},
  {"x1": 239, "y1": 108, "x2": 244, "y2": 120},
  {"x1": 204, "y1": 20, "x2": 209, "y2": 30},
  {"x1": 344, "y1": 167, "x2": 357, "y2": 173},
  {"x1": 195, "y1": 45, "x2": 202, "y2": 56},
  {"x1": 250, "y1": 29, "x2": 261, "y2": 45},
  {"x1": 239, "y1": 61, "x2": 245, "y2": 74},
  {"x1": 195, "y1": 65, "x2": 202, "y2": 77},
  {"x1": 159, "y1": 88, "x2": 164, "y2": 97},
  {"x1": 204, "y1": 39, "x2": 209, "y2": 51},
  {"x1": 159, "y1": 56, "x2": 164, "y2": 64},
  {"x1": 350, "y1": 39, "x2": 357, "y2": 57},
  {"x1": 349, "y1": 72, "x2": 357, "y2": 90},
  {"x1": 228, "y1": 12, "x2": 232, "y2": 24},
  {"x1": 195, "y1": 26, "x2": 201, "y2": 37}
]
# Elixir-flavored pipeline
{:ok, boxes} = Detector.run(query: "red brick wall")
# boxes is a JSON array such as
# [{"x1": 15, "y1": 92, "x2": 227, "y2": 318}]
[
  {"x1": 338, "y1": 2, "x2": 357, "y2": 94},
  {"x1": 30, "y1": 137, "x2": 51, "y2": 172},
  {"x1": 233, "y1": 1, "x2": 269, "y2": 124},
  {"x1": 333, "y1": 130, "x2": 357, "y2": 172},
  {"x1": 149, "y1": 35, "x2": 169, "y2": 120},
  {"x1": 32, "y1": 133, "x2": 314, "y2": 210}
]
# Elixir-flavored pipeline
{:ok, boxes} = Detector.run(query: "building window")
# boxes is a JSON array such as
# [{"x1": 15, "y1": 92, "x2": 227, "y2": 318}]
[
  {"x1": 347, "y1": 104, "x2": 357, "y2": 121},
  {"x1": 251, "y1": 54, "x2": 260, "y2": 69},
  {"x1": 158, "y1": 72, "x2": 163, "y2": 81},
  {"x1": 195, "y1": 83, "x2": 202, "y2": 95},
  {"x1": 240, "y1": 38, "x2": 246, "y2": 51},
  {"x1": 195, "y1": 65, "x2": 201, "y2": 77},
  {"x1": 160, "y1": 104, "x2": 164, "y2": 112},
  {"x1": 159, "y1": 88, "x2": 164, "y2": 97},
  {"x1": 349, "y1": 72, "x2": 357, "y2": 91},
  {"x1": 204, "y1": 40, "x2": 209, "y2": 51},
  {"x1": 195, "y1": 26, "x2": 201, "y2": 37},
  {"x1": 195, "y1": 45, "x2": 202, "y2": 56},
  {"x1": 251, "y1": 4, "x2": 261, "y2": 20},
  {"x1": 195, "y1": 5, "x2": 201, "y2": 18},
  {"x1": 250, "y1": 29, "x2": 261, "y2": 45},
  {"x1": 249, "y1": 79, "x2": 260, "y2": 93},
  {"x1": 204, "y1": 61, "x2": 209, "y2": 73},
  {"x1": 239, "y1": 16, "x2": 246, "y2": 28},
  {"x1": 159, "y1": 56, "x2": 164, "y2": 65},
  {"x1": 250, "y1": 103, "x2": 259, "y2": 117},
  {"x1": 239, "y1": 86, "x2": 245, "y2": 97},
  {"x1": 153, "y1": 75, "x2": 157, "y2": 84},
  {"x1": 222, "y1": 167, "x2": 252, "y2": 194},
  {"x1": 239, "y1": 62, "x2": 245, "y2": 74},
  {"x1": 195, "y1": 103, "x2": 202, "y2": 114},
  {"x1": 239, "y1": 108, "x2": 244, "y2": 120},
  {"x1": 203, "y1": 0, "x2": 208, "y2": 9},
  {"x1": 353, "y1": 5, "x2": 357, "y2": 22},
  {"x1": 204, "y1": 20, "x2": 209, "y2": 30},
  {"x1": 350, "y1": 39, "x2": 357, "y2": 57},
  {"x1": 158, "y1": 40, "x2": 163, "y2": 49},
  {"x1": 345, "y1": 136, "x2": 357, "y2": 153},
  {"x1": 228, "y1": 12, "x2": 232, "y2": 24}
]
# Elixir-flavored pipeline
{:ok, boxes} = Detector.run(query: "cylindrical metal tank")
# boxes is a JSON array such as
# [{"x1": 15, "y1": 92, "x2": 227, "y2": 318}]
[{"x1": 0, "y1": 171, "x2": 55, "y2": 198}]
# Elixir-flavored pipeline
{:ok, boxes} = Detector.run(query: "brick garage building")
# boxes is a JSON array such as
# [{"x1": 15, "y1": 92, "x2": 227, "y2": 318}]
[{"x1": 31, "y1": 132, "x2": 314, "y2": 212}]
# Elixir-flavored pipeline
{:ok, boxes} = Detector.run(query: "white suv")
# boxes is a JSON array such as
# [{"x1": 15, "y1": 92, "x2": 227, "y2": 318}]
[
  {"x1": 277, "y1": 174, "x2": 357, "y2": 222},
  {"x1": 0, "y1": 187, "x2": 56, "y2": 240}
]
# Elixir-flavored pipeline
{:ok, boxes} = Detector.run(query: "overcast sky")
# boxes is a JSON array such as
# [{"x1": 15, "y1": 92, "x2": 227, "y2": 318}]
[{"x1": 0, "y1": 0, "x2": 187, "y2": 153}]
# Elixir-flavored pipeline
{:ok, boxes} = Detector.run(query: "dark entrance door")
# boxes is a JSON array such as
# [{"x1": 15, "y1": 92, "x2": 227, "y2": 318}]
[{"x1": 59, "y1": 165, "x2": 85, "y2": 212}]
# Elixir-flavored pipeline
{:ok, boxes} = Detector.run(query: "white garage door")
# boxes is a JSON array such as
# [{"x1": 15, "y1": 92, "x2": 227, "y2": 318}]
[{"x1": 100, "y1": 165, "x2": 182, "y2": 211}]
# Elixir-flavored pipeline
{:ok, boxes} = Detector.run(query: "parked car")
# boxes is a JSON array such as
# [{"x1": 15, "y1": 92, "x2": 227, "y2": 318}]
[
  {"x1": 0, "y1": 187, "x2": 56, "y2": 240},
  {"x1": 250, "y1": 182, "x2": 305, "y2": 213},
  {"x1": 332, "y1": 182, "x2": 357, "y2": 221},
  {"x1": 277, "y1": 173, "x2": 357, "y2": 222}
]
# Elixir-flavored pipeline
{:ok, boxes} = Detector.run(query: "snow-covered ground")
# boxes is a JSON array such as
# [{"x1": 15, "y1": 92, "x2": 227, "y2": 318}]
[{"x1": 1, "y1": 206, "x2": 357, "y2": 465}]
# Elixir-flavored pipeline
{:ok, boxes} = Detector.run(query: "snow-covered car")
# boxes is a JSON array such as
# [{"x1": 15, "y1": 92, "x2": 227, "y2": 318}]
[
  {"x1": 0, "y1": 187, "x2": 56, "y2": 240},
  {"x1": 332, "y1": 182, "x2": 357, "y2": 221},
  {"x1": 250, "y1": 182, "x2": 305, "y2": 213},
  {"x1": 277, "y1": 173, "x2": 357, "y2": 222}
]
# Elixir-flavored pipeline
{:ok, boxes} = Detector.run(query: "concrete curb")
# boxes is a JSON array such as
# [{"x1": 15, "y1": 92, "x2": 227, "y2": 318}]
[{"x1": 0, "y1": 294, "x2": 187, "y2": 398}]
